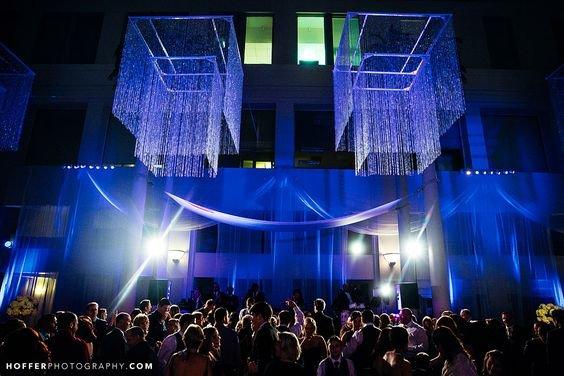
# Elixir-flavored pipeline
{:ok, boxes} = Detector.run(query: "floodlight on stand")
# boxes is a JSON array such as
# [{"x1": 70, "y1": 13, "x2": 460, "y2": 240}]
[{"x1": 146, "y1": 237, "x2": 166, "y2": 257}]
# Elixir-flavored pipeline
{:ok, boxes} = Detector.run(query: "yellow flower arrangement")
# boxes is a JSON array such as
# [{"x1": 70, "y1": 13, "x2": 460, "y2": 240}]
[
  {"x1": 6, "y1": 296, "x2": 39, "y2": 318},
  {"x1": 536, "y1": 303, "x2": 562, "y2": 325}
]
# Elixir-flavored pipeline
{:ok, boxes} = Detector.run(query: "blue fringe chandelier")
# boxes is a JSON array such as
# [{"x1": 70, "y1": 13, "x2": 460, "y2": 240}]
[
  {"x1": 0, "y1": 43, "x2": 34, "y2": 151},
  {"x1": 547, "y1": 65, "x2": 564, "y2": 152},
  {"x1": 334, "y1": 13, "x2": 465, "y2": 175},
  {"x1": 112, "y1": 16, "x2": 243, "y2": 177}
]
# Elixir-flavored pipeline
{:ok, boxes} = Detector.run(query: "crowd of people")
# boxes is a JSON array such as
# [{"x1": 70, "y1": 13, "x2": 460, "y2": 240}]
[{"x1": 0, "y1": 283, "x2": 563, "y2": 376}]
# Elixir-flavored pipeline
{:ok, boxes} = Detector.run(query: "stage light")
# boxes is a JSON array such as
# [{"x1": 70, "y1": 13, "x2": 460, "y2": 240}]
[
  {"x1": 474, "y1": 171, "x2": 479, "y2": 175},
  {"x1": 379, "y1": 284, "x2": 393, "y2": 297},
  {"x1": 4, "y1": 240, "x2": 13, "y2": 249},
  {"x1": 146, "y1": 237, "x2": 166, "y2": 257},
  {"x1": 406, "y1": 239, "x2": 424, "y2": 259},
  {"x1": 350, "y1": 241, "x2": 364, "y2": 255},
  {"x1": 465, "y1": 170, "x2": 471, "y2": 176}
]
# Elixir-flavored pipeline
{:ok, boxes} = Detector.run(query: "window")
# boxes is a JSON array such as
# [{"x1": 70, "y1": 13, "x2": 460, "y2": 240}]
[
  {"x1": 482, "y1": 112, "x2": 547, "y2": 172},
  {"x1": 33, "y1": 12, "x2": 104, "y2": 64},
  {"x1": 219, "y1": 105, "x2": 275, "y2": 168},
  {"x1": 297, "y1": 16, "x2": 325, "y2": 65},
  {"x1": 102, "y1": 115, "x2": 136, "y2": 165},
  {"x1": 26, "y1": 107, "x2": 86, "y2": 165},
  {"x1": 244, "y1": 16, "x2": 273, "y2": 64},
  {"x1": 332, "y1": 17, "x2": 345, "y2": 61},
  {"x1": 294, "y1": 110, "x2": 354, "y2": 168},
  {"x1": 483, "y1": 16, "x2": 520, "y2": 69},
  {"x1": 347, "y1": 231, "x2": 373, "y2": 255},
  {"x1": 195, "y1": 225, "x2": 218, "y2": 253}
]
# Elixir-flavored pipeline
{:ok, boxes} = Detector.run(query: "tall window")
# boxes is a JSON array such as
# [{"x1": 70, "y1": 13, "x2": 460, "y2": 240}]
[
  {"x1": 297, "y1": 16, "x2": 325, "y2": 65},
  {"x1": 33, "y1": 13, "x2": 104, "y2": 64},
  {"x1": 332, "y1": 17, "x2": 345, "y2": 62},
  {"x1": 244, "y1": 16, "x2": 273, "y2": 64}
]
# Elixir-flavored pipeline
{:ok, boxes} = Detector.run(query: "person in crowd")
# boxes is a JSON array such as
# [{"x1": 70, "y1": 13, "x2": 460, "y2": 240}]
[
  {"x1": 99, "y1": 312, "x2": 131, "y2": 361},
  {"x1": 435, "y1": 315, "x2": 459, "y2": 338},
  {"x1": 333, "y1": 284, "x2": 354, "y2": 314},
  {"x1": 224, "y1": 286, "x2": 240, "y2": 314},
  {"x1": 193, "y1": 311, "x2": 205, "y2": 327},
  {"x1": 0, "y1": 327, "x2": 51, "y2": 374},
  {"x1": 264, "y1": 331, "x2": 305, "y2": 376},
  {"x1": 125, "y1": 326, "x2": 158, "y2": 375},
  {"x1": 284, "y1": 299, "x2": 305, "y2": 338},
  {"x1": 399, "y1": 308, "x2": 428, "y2": 355},
  {"x1": 317, "y1": 336, "x2": 356, "y2": 376},
  {"x1": 301, "y1": 317, "x2": 328, "y2": 376},
  {"x1": 0, "y1": 318, "x2": 26, "y2": 342},
  {"x1": 131, "y1": 308, "x2": 142, "y2": 320},
  {"x1": 166, "y1": 318, "x2": 180, "y2": 336},
  {"x1": 133, "y1": 313, "x2": 150, "y2": 336},
  {"x1": 372, "y1": 327, "x2": 393, "y2": 376},
  {"x1": 188, "y1": 288, "x2": 204, "y2": 311},
  {"x1": 546, "y1": 308, "x2": 564, "y2": 373},
  {"x1": 482, "y1": 349, "x2": 504, "y2": 376},
  {"x1": 384, "y1": 326, "x2": 411, "y2": 376},
  {"x1": 432, "y1": 326, "x2": 477, "y2": 376},
  {"x1": 340, "y1": 311, "x2": 362, "y2": 345},
  {"x1": 238, "y1": 314, "x2": 254, "y2": 374},
  {"x1": 36, "y1": 313, "x2": 57, "y2": 341},
  {"x1": 228, "y1": 311, "x2": 239, "y2": 330},
  {"x1": 312, "y1": 298, "x2": 335, "y2": 341},
  {"x1": 86, "y1": 301, "x2": 108, "y2": 344},
  {"x1": 248, "y1": 301, "x2": 279, "y2": 375},
  {"x1": 76, "y1": 315, "x2": 97, "y2": 359},
  {"x1": 501, "y1": 311, "x2": 526, "y2": 374},
  {"x1": 460, "y1": 309, "x2": 471, "y2": 322},
  {"x1": 169, "y1": 304, "x2": 180, "y2": 318},
  {"x1": 245, "y1": 283, "x2": 266, "y2": 303},
  {"x1": 147, "y1": 298, "x2": 171, "y2": 345},
  {"x1": 277, "y1": 310, "x2": 293, "y2": 333},
  {"x1": 524, "y1": 321, "x2": 550, "y2": 375},
  {"x1": 140, "y1": 299, "x2": 152, "y2": 315},
  {"x1": 158, "y1": 313, "x2": 193, "y2": 370},
  {"x1": 344, "y1": 309, "x2": 381, "y2": 372},
  {"x1": 412, "y1": 352, "x2": 430, "y2": 376},
  {"x1": 214, "y1": 307, "x2": 241, "y2": 376},
  {"x1": 47, "y1": 311, "x2": 90, "y2": 362},
  {"x1": 380, "y1": 313, "x2": 392, "y2": 329},
  {"x1": 197, "y1": 299, "x2": 216, "y2": 319},
  {"x1": 201, "y1": 326, "x2": 222, "y2": 376},
  {"x1": 98, "y1": 307, "x2": 108, "y2": 321},
  {"x1": 240, "y1": 297, "x2": 255, "y2": 320},
  {"x1": 211, "y1": 282, "x2": 225, "y2": 306},
  {"x1": 166, "y1": 324, "x2": 213, "y2": 376}
]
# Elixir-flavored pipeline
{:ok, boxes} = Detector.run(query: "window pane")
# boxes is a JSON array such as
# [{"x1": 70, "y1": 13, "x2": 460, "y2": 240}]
[
  {"x1": 332, "y1": 17, "x2": 345, "y2": 62},
  {"x1": 244, "y1": 16, "x2": 272, "y2": 64},
  {"x1": 297, "y1": 16, "x2": 325, "y2": 65}
]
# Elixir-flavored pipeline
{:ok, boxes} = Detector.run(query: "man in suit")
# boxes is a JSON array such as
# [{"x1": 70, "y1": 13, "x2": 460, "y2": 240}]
[
  {"x1": 99, "y1": 312, "x2": 131, "y2": 361},
  {"x1": 248, "y1": 301, "x2": 279, "y2": 375},
  {"x1": 344, "y1": 309, "x2": 381, "y2": 371},
  {"x1": 214, "y1": 307, "x2": 241, "y2": 376},
  {"x1": 125, "y1": 326, "x2": 158, "y2": 376},
  {"x1": 312, "y1": 298, "x2": 335, "y2": 341},
  {"x1": 86, "y1": 302, "x2": 108, "y2": 344},
  {"x1": 47, "y1": 311, "x2": 90, "y2": 362},
  {"x1": 147, "y1": 298, "x2": 171, "y2": 345}
]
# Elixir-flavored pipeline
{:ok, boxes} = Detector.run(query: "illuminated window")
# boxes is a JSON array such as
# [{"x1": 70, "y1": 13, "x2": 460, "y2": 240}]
[
  {"x1": 255, "y1": 161, "x2": 272, "y2": 169},
  {"x1": 332, "y1": 16, "x2": 360, "y2": 64},
  {"x1": 244, "y1": 16, "x2": 273, "y2": 64},
  {"x1": 297, "y1": 16, "x2": 325, "y2": 65},
  {"x1": 242, "y1": 160, "x2": 254, "y2": 168}
]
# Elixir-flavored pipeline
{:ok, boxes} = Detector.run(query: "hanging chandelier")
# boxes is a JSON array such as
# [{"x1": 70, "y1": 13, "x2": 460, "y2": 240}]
[
  {"x1": 112, "y1": 16, "x2": 243, "y2": 177},
  {"x1": 334, "y1": 13, "x2": 465, "y2": 175},
  {"x1": 0, "y1": 43, "x2": 34, "y2": 151}
]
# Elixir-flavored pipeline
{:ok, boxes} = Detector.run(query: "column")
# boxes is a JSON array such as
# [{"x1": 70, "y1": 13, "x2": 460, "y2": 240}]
[
  {"x1": 396, "y1": 176, "x2": 415, "y2": 282},
  {"x1": 274, "y1": 101, "x2": 295, "y2": 168},
  {"x1": 465, "y1": 103, "x2": 489, "y2": 169},
  {"x1": 423, "y1": 164, "x2": 451, "y2": 315}
]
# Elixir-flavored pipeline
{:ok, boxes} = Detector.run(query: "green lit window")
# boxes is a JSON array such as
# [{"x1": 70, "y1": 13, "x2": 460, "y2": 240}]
[
  {"x1": 242, "y1": 160, "x2": 254, "y2": 168},
  {"x1": 332, "y1": 16, "x2": 360, "y2": 65},
  {"x1": 244, "y1": 16, "x2": 273, "y2": 64},
  {"x1": 297, "y1": 16, "x2": 325, "y2": 65}
]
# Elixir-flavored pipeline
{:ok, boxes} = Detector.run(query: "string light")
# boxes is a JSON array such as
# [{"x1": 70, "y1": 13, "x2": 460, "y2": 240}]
[
  {"x1": 0, "y1": 43, "x2": 34, "y2": 151},
  {"x1": 334, "y1": 13, "x2": 465, "y2": 175},
  {"x1": 112, "y1": 16, "x2": 243, "y2": 177}
]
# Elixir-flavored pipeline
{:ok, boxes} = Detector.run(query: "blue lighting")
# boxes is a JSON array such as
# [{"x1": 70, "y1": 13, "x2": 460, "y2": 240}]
[{"x1": 3, "y1": 240, "x2": 12, "y2": 249}]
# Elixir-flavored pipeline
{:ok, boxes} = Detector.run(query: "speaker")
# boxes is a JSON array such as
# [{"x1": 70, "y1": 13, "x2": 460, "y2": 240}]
[
  {"x1": 399, "y1": 282, "x2": 419, "y2": 310},
  {"x1": 148, "y1": 279, "x2": 171, "y2": 303}
]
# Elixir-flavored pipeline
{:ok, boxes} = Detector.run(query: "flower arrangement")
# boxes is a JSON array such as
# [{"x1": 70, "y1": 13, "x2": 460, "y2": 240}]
[
  {"x1": 6, "y1": 295, "x2": 39, "y2": 318},
  {"x1": 536, "y1": 303, "x2": 562, "y2": 325}
]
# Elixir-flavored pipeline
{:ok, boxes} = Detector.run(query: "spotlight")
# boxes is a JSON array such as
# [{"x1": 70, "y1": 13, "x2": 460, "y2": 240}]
[
  {"x1": 465, "y1": 170, "x2": 471, "y2": 176},
  {"x1": 379, "y1": 284, "x2": 393, "y2": 297},
  {"x1": 145, "y1": 237, "x2": 166, "y2": 257},
  {"x1": 4, "y1": 240, "x2": 13, "y2": 249},
  {"x1": 110, "y1": 165, "x2": 115, "y2": 170},
  {"x1": 88, "y1": 165, "x2": 94, "y2": 169},
  {"x1": 406, "y1": 239, "x2": 424, "y2": 259},
  {"x1": 474, "y1": 171, "x2": 479, "y2": 175},
  {"x1": 95, "y1": 166, "x2": 100, "y2": 170},
  {"x1": 350, "y1": 241, "x2": 364, "y2": 256},
  {"x1": 103, "y1": 166, "x2": 108, "y2": 170}
]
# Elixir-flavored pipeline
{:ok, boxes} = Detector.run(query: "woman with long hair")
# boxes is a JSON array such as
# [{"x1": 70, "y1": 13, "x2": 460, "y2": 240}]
[
  {"x1": 300, "y1": 317, "x2": 327, "y2": 376},
  {"x1": 432, "y1": 327, "x2": 477, "y2": 376},
  {"x1": 166, "y1": 324, "x2": 213, "y2": 376}
]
